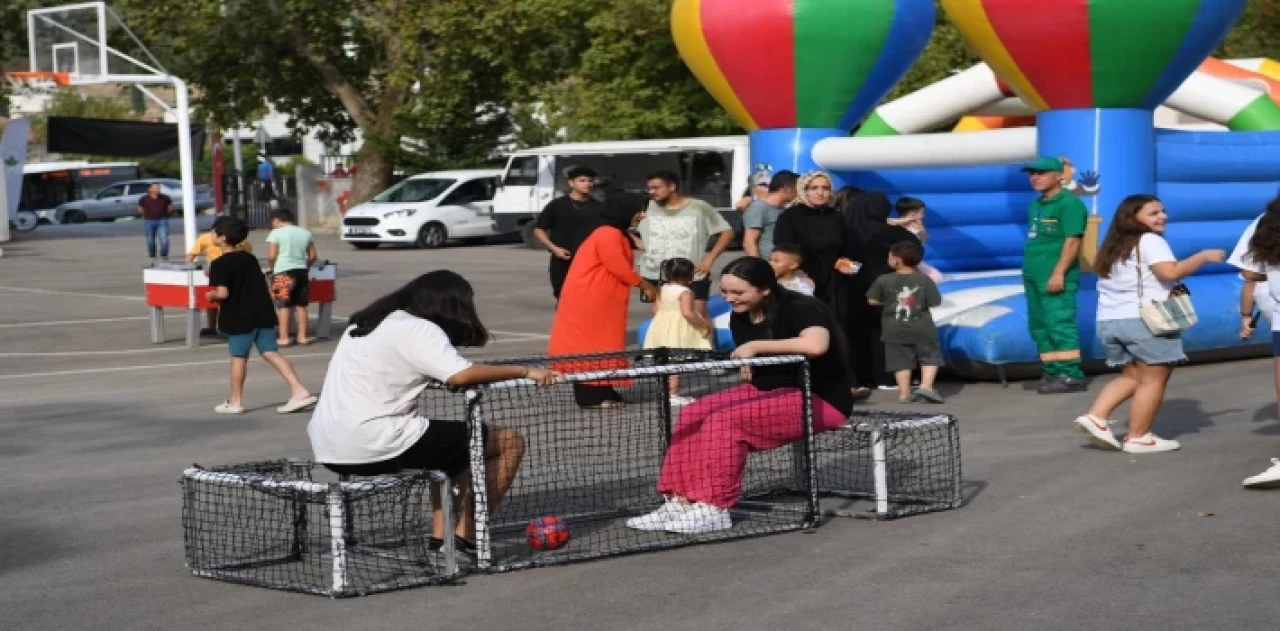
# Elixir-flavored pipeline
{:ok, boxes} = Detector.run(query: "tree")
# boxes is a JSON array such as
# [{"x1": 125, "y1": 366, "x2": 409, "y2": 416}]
[
  {"x1": 116, "y1": 0, "x2": 589, "y2": 204},
  {"x1": 539, "y1": 0, "x2": 737, "y2": 142},
  {"x1": 1219, "y1": 0, "x2": 1280, "y2": 59}
]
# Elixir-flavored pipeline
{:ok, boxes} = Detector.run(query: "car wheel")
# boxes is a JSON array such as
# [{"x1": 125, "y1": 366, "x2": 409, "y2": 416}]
[
  {"x1": 10, "y1": 211, "x2": 39, "y2": 233},
  {"x1": 64, "y1": 210, "x2": 88, "y2": 224},
  {"x1": 416, "y1": 223, "x2": 448, "y2": 249},
  {"x1": 350, "y1": 242, "x2": 380, "y2": 250},
  {"x1": 520, "y1": 222, "x2": 540, "y2": 249}
]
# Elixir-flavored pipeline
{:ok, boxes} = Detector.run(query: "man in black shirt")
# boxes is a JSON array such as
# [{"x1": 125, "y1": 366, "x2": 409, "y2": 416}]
[
  {"x1": 206, "y1": 218, "x2": 317, "y2": 415},
  {"x1": 532, "y1": 166, "x2": 603, "y2": 301}
]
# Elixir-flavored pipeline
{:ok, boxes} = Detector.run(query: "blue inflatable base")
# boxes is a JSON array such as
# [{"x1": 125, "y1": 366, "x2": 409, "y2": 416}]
[{"x1": 636, "y1": 272, "x2": 1269, "y2": 380}]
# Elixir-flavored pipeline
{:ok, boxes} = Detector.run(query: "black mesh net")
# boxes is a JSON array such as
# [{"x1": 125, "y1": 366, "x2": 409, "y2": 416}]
[
  {"x1": 813, "y1": 411, "x2": 962, "y2": 519},
  {"x1": 181, "y1": 353, "x2": 964, "y2": 594},
  {"x1": 419, "y1": 350, "x2": 820, "y2": 572},
  {"x1": 181, "y1": 460, "x2": 462, "y2": 597}
]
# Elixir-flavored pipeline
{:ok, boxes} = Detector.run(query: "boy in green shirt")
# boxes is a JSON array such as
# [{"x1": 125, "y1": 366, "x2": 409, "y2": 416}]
[
  {"x1": 266, "y1": 209, "x2": 318, "y2": 346},
  {"x1": 1021, "y1": 157, "x2": 1087, "y2": 394},
  {"x1": 868, "y1": 240, "x2": 945, "y2": 404}
]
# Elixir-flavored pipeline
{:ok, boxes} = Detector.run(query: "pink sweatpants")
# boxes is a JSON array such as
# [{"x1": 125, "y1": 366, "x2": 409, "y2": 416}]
[{"x1": 656, "y1": 384, "x2": 848, "y2": 509}]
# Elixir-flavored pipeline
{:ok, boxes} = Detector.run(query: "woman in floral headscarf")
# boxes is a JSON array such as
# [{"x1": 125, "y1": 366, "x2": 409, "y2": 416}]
[{"x1": 773, "y1": 171, "x2": 870, "y2": 399}]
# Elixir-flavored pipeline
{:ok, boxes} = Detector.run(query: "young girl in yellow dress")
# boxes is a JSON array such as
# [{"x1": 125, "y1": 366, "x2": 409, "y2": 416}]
[{"x1": 643, "y1": 258, "x2": 714, "y2": 406}]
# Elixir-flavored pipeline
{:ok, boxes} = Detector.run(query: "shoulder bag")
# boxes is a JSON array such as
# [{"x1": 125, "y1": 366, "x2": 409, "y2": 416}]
[{"x1": 1136, "y1": 246, "x2": 1197, "y2": 335}]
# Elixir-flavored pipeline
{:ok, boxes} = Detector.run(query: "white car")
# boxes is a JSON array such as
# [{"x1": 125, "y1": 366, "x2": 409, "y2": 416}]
[{"x1": 341, "y1": 169, "x2": 504, "y2": 249}]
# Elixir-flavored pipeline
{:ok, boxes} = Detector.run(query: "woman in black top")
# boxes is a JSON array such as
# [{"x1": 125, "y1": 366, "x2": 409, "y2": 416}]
[
  {"x1": 625, "y1": 257, "x2": 855, "y2": 534},
  {"x1": 838, "y1": 187, "x2": 922, "y2": 389}
]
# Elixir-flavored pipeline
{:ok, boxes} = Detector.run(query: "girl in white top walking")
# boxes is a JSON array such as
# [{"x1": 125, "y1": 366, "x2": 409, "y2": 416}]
[
  {"x1": 1072, "y1": 194, "x2": 1224, "y2": 454},
  {"x1": 1230, "y1": 198, "x2": 1280, "y2": 488}
]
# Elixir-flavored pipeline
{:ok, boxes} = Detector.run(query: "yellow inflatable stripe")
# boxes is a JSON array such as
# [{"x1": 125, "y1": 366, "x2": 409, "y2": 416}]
[
  {"x1": 671, "y1": 0, "x2": 757, "y2": 130},
  {"x1": 953, "y1": 116, "x2": 991, "y2": 132},
  {"x1": 940, "y1": 0, "x2": 1048, "y2": 111},
  {"x1": 1255, "y1": 58, "x2": 1280, "y2": 83}
]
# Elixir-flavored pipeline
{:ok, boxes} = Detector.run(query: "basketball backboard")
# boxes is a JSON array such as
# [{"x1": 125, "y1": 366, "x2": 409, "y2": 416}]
[{"x1": 28, "y1": 2, "x2": 110, "y2": 80}]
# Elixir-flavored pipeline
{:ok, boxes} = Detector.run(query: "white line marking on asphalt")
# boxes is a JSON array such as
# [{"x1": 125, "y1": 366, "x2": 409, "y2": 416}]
[
  {"x1": 0, "y1": 285, "x2": 146, "y2": 301},
  {"x1": 0, "y1": 336, "x2": 549, "y2": 377},
  {"x1": 0, "y1": 315, "x2": 187, "y2": 329}
]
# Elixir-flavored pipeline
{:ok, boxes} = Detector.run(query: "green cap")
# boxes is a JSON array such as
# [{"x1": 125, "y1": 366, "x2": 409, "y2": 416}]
[{"x1": 1021, "y1": 157, "x2": 1065, "y2": 173}]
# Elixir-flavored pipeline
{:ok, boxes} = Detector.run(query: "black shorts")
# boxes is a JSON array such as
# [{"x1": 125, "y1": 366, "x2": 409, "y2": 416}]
[
  {"x1": 271, "y1": 269, "x2": 310, "y2": 308},
  {"x1": 324, "y1": 421, "x2": 489, "y2": 479},
  {"x1": 641, "y1": 276, "x2": 711, "y2": 302},
  {"x1": 883, "y1": 342, "x2": 944, "y2": 373}
]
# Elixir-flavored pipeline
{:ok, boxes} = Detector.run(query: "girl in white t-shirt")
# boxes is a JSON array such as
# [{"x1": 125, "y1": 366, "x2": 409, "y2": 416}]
[
  {"x1": 1233, "y1": 200, "x2": 1280, "y2": 488},
  {"x1": 1072, "y1": 194, "x2": 1224, "y2": 455},
  {"x1": 308, "y1": 271, "x2": 562, "y2": 553}
]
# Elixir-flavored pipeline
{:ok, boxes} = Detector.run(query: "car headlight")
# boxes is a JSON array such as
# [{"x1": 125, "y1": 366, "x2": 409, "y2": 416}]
[{"x1": 383, "y1": 209, "x2": 417, "y2": 219}]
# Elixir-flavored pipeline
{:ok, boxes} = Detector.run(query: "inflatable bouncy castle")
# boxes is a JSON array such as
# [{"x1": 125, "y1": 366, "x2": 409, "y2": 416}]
[{"x1": 642, "y1": 0, "x2": 1280, "y2": 379}]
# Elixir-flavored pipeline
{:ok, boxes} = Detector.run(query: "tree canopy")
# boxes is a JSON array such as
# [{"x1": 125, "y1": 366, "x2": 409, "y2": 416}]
[{"x1": 4, "y1": 0, "x2": 1279, "y2": 192}]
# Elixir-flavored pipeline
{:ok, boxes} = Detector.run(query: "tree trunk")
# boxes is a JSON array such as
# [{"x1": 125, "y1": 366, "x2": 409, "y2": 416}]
[{"x1": 351, "y1": 144, "x2": 393, "y2": 206}]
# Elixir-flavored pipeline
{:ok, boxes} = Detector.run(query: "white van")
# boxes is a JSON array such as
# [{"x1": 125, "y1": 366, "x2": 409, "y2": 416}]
[
  {"x1": 341, "y1": 169, "x2": 503, "y2": 249},
  {"x1": 493, "y1": 136, "x2": 750, "y2": 247}
]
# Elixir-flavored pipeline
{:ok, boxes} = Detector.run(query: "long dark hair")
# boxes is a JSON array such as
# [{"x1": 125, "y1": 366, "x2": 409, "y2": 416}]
[
  {"x1": 1249, "y1": 197, "x2": 1280, "y2": 266},
  {"x1": 720, "y1": 256, "x2": 850, "y2": 360},
  {"x1": 839, "y1": 187, "x2": 893, "y2": 245},
  {"x1": 347, "y1": 270, "x2": 490, "y2": 346},
  {"x1": 1095, "y1": 194, "x2": 1160, "y2": 279}
]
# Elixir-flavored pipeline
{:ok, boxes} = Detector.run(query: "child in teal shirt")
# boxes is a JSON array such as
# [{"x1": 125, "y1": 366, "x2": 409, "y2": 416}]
[{"x1": 266, "y1": 209, "x2": 317, "y2": 346}]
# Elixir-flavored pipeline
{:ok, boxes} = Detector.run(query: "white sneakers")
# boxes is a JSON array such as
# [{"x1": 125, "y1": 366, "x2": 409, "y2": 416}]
[
  {"x1": 1072, "y1": 415, "x2": 1180, "y2": 453},
  {"x1": 1073, "y1": 415, "x2": 1122, "y2": 451},
  {"x1": 625, "y1": 499, "x2": 732, "y2": 534},
  {"x1": 668, "y1": 395, "x2": 696, "y2": 408},
  {"x1": 1121, "y1": 433, "x2": 1181, "y2": 454},
  {"x1": 1243, "y1": 459, "x2": 1280, "y2": 489}
]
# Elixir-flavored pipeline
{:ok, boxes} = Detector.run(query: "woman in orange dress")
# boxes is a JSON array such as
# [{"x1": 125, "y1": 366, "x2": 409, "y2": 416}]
[{"x1": 548, "y1": 192, "x2": 658, "y2": 408}]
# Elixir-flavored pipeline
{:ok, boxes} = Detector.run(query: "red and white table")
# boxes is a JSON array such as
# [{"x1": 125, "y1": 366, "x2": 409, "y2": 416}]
[{"x1": 144, "y1": 263, "x2": 337, "y2": 347}]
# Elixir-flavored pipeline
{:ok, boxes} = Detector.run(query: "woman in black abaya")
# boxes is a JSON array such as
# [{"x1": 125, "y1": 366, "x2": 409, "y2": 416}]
[{"x1": 838, "y1": 187, "x2": 921, "y2": 390}]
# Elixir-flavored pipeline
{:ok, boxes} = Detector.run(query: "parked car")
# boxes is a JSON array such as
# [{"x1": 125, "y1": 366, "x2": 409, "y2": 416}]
[
  {"x1": 54, "y1": 179, "x2": 215, "y2": 223},
  {"x1": 340, "y1": 169, "x2": 504, "y2": 250}
]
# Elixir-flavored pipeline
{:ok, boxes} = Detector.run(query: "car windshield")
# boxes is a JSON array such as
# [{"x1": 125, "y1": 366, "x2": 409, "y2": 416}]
[{"x1": 372, "y1": 178, "x2": 456, "y2": 203}]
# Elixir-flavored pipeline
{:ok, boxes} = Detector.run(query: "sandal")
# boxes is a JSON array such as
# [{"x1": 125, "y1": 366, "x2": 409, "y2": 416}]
[{"x1": 277, "y1": 339, "x2": 294, "y2": 348}]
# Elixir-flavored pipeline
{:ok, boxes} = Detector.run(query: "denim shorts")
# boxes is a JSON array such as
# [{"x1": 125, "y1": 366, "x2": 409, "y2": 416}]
[
  {"x1": 227, "y1": 328, "x2": 280, "y2": 358},
  {"x1": 1272, "y1": 332, "x2": 1280, "y2": 357},
  {"x1": 1097, "y1": 318, "x2": 1185, "y2": 367}
]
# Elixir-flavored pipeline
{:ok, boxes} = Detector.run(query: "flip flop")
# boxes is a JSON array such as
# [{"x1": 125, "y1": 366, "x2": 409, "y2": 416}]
[
  {"x1": 277, "y1": 339, "x2": 294, "y2": 348},
  {"x1": 277, "y1": 395, "x2": 318, "y2": 414}
]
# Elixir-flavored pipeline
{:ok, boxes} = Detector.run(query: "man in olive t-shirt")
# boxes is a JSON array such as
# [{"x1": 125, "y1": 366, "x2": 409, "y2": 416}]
[
  {"x1": 636, "y1": 171, "x2": 734, "y2": 326},
  {"x1": 1021, "y1": 157, "x2": 1088, "y2": 394}
]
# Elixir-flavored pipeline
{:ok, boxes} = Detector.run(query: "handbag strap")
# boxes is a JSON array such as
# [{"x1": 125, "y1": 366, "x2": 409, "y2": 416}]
[{"x1": 1135, "y1": 243, "x2": 1144, "y2": 302}]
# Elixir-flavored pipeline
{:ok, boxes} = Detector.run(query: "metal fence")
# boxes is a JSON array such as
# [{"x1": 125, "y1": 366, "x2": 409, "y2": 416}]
[{"x1": 223, "y1": 173, "x2": 298, "y2": 228}]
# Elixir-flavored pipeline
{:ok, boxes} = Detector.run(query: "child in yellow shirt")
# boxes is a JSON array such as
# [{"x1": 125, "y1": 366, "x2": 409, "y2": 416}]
[{"x1": 188, "y1": 216, "x2": 254, "y2": 336}]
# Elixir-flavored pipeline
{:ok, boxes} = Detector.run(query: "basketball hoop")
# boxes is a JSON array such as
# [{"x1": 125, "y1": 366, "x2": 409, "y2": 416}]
[{"x1": 5, "y1": 71, "x2": 72, "y2": 95}]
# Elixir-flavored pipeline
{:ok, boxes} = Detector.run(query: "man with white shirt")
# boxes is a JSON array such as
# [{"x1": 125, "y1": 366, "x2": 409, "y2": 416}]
[{"x1": 1228, "y1": 204, "x2": 1280, "y2": 489}]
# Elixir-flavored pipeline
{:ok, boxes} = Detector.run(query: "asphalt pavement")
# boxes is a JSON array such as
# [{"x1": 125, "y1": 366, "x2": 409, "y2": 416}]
[{"x1": 2, "y1": 218, "x2": 1279, "y2": 630}]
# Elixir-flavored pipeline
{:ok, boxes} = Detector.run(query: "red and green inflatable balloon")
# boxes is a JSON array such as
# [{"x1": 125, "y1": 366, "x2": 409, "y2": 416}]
[
  {"x1": 672, "y1": 0, "x2": 936, "y2": 132},
  {"x1": 942, "y1": 0, "x2": 1248, "y2": 110}
]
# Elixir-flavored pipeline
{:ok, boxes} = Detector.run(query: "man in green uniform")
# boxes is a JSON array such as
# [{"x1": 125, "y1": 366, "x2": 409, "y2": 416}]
[{"x1": 1021, "y1": 157, "x2": 1087, "y2": 394}]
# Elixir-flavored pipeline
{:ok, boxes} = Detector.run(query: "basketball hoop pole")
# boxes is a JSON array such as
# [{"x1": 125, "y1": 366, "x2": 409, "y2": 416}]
[{"x1": 76, "y1": 74, "x2": 197, "y2": 253}]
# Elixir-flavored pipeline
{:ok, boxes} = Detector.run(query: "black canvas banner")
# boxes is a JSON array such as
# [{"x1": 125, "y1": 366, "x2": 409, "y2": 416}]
[{"x1": 47, "y1": 117, "x2": 206, "y2": 160}]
